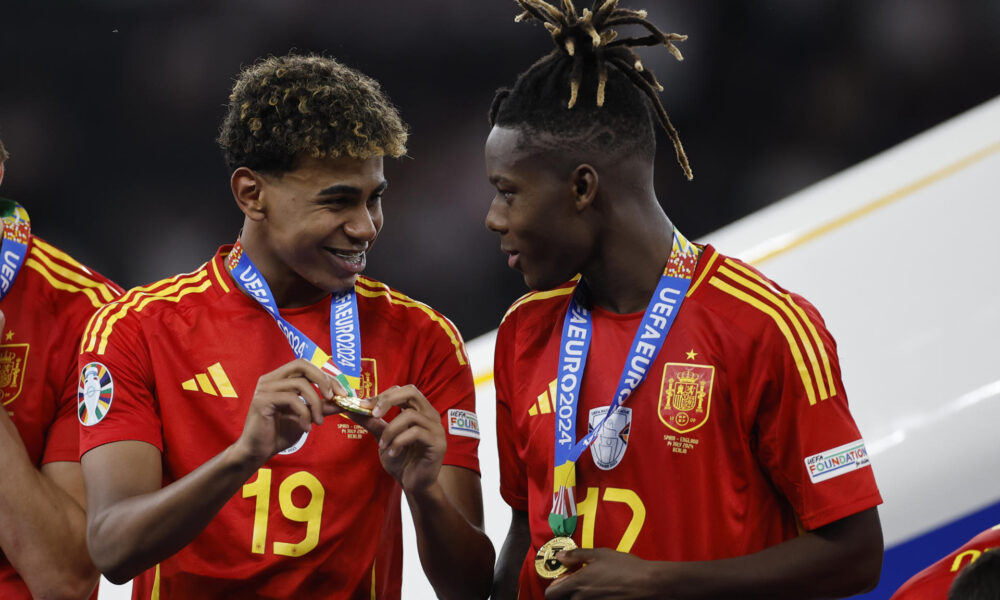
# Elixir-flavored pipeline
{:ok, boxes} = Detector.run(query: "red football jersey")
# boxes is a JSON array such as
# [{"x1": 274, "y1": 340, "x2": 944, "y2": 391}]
[
  {"x1": 890, "y1": 524, "x2": 1000, "y2": 600},
  {"x1": 495, "y1": 244, "x2": 882, "y2": 599},
  {"x1": 0, "y1": 235, "x2": 122, "y2": 598},
  {"x1": 78, "y1": 247, "x2": 480, "y2": 599}
]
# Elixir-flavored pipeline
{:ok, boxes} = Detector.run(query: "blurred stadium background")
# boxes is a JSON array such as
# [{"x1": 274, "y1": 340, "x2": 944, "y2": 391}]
[{"x1": 1, "y1": 0, "x2": 998, "y2": 341}]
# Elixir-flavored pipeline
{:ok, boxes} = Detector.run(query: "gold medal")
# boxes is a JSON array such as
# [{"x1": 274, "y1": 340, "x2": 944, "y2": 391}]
[
  {"x1": 334, "y1": 394, "x2": 373, "y2": 416},
  {"x1": 535, "y1": 536, "x2": 577, "y2": 579}
]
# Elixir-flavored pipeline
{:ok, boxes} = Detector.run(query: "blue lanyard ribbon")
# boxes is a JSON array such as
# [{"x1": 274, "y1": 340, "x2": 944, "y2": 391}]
[
  {"x1": 0, "y1": 199, "x2": 31, "y2": 302},
  {"x1": 225, "y1": 240, "x2": 362, "y2": 393},
  {"x1": 550, "y1": 229, "x2": 701, "y2": 537}
]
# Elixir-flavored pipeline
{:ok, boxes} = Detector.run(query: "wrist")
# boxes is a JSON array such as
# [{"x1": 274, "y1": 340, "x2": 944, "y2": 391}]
[
  {"x1": 404, "y1": 479, "x2": 446, "y2": 509},
  {"x1": 223, "y1": 439, "x2": 268, "y2": 477}
]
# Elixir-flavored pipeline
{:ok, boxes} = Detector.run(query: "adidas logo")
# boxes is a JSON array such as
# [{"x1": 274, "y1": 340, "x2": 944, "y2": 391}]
[
  {"x1": 528, "y1": 379, "x2": 558, "y2": 416},
  {"x1": 181, "y1": 362, "x2": 237, "y2": 398}
]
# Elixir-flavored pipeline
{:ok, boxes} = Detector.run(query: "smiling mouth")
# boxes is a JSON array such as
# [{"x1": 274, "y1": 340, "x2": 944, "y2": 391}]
[{"x1": 328, "y1": 248, "x2": 366, "y2": 266}]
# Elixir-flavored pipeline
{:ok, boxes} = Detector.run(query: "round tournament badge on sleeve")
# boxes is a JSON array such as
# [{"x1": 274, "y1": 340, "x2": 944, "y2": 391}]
[{"x1": 78, "y1": 362, "x2": 113, "y2": 426}]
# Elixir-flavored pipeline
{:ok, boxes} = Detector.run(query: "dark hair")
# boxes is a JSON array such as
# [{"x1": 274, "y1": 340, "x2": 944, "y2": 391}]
[
  {"x1": 489, "y1": 0, "x2": 692, "y2": 179},
  {"x1": 217, "y1": 53, "x2": 408, "y2": 173},
  {"x1": 0, "y1": 136, "x2": 8, "y2": 163},
  {"x1": 949, "y1": 549, "x2": 1000, "y2": 600}
]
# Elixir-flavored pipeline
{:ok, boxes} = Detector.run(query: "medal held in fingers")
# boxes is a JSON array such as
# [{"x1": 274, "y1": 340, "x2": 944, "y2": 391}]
[{"x1": 535, "y1": 536, "x2": 577, "y2": 579}]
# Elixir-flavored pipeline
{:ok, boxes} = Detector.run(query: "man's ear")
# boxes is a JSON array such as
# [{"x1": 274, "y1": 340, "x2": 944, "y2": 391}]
[
  {"x1": 231, "y1": 167, "x2": 266, "y2": 221},
  {"x1": 571, "y1": 164, "x2": 599, "y2": 211},
  {"x1": 0, "y1": 161, "x2": 6, "y2": 188}
]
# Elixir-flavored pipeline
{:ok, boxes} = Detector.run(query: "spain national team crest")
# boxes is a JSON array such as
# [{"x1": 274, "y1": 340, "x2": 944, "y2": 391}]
[
  {"x1": 0, "y1": 344, "x2": 28, "y2": 406},
  {"x1": 658, "y1": 362, "x2": 714, "y2": 434},
  {"x1": 588, "y1": 406, "x2": 632, "y2": 470},
  {"x1": 78, "y1": 362, "x2": 113, "y2": 426}
]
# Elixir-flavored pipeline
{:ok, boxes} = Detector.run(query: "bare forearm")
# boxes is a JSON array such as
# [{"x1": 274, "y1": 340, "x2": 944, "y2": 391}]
[
  {"x1": 646, "y1": 510, "x2": 883, "y2": 599},
  {"x1": 406, "y1": 481, "x2": 494, "y2": 600},
  {"x1": 491, "y1": 510, "x2": 531, "y2": 600},
  {"x1": 0, "y1": 414, "x2": 97, "y2": 599},
  {"x1": 87, "y1": 444, "x2": 260, "y2": 583}
]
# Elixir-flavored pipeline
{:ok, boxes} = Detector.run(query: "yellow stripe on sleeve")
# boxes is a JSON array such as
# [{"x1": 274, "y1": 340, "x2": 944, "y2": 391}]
[
  {"x1": 719, "y1": 262, "x2": 829, "y2": 400},
  {"x1": 94, "y1": 272, "x2": 210, "y2": 355},
  {"x1": 686, "y1": 248, "x2": 719, "y2": 298},
  {"x1": 24, "y1": 258, "x2": 104, "y2": 308},
  {"x1": 30, "y1": 242, "x2": 117, "y2": 302},
  {"x1": 709, "y1": 276, "x2": 818, "y2": 405},
  {"x1": 723, "y1": 260, "x2": 836, "y2": 396},
  {"x1": 355, "y1": 280, "x2": 468, "y2": 367},
  {"x1": 210, "y1": 255, "x2": 231, "y2": 293},
  {"x1": 82, "y1": 270, "x2": 206, "y2": 353},
  {"x1": 500, "y1": 286, "x2": 575, "y2": 325}
]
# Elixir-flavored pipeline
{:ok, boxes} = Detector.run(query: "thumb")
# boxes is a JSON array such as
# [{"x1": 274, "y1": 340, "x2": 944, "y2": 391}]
[
  {"x1": 0, "y1": 309, "x2": 5, "y2": 331},
  {"x1": 348, "y1": 412, "x2": 388, "y2": 440}
]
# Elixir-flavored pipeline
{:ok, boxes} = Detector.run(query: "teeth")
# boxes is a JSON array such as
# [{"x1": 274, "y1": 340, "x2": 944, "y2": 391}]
[{"x1": 332, "y1": 250, "x2": 364, "y2": 264}]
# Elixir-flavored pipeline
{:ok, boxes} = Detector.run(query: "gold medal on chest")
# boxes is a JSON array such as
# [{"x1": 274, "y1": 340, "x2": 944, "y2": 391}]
[{"x1": 535, "y1": 536, "x2": 577, "y2": 579}]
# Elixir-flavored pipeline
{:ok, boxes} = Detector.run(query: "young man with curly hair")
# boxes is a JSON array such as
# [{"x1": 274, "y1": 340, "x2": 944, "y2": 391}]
[
  {"x1": 0, "y1": 135, "x2": 120, "y2": 599},
  {"x1": 485, "y1": 2, "x2": 883, "y2": 598},
  {"x1": 77, "y1": 54, "x2": 493, "y2": 599}
]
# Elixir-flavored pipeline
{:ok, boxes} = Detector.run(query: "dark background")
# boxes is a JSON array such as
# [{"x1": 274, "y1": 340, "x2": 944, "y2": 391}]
[{"x1": 1, "y1": 1, "x2": 997, "y2": 340}]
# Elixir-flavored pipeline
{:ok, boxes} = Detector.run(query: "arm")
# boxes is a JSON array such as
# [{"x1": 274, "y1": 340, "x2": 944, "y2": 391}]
[
  {"x1": 357, "y1": 385, "x2": 495, "y2": 600},
  {"x1": 491, "y1": 508, "x2": 531, "y2": 600},
  {"x1": 547, "y1": 507, "x2": 883, "y2": 600},
  {"x1": 0, "y1": 411, "x2": 98, "y2": 600},
  {"x1": 84, "y1": 359, "x2": 340, "y2": 583},
  {"x1": 406, "y1": 465, "x2": 495, "y2": 600}
]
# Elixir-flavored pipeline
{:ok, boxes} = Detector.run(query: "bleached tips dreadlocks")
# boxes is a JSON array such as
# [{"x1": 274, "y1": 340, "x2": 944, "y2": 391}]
[{"x1": 489, "y1": 0, "x2": 692, "y2": 180}]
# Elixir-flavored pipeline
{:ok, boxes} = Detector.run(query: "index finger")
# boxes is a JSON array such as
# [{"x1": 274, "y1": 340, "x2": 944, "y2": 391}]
[
  {"x1": 268, "y1": 359, "x2": 334, "y2": 400},
  {"x1": 370, "y1": 385, "x2": 434, "y2": 419}
]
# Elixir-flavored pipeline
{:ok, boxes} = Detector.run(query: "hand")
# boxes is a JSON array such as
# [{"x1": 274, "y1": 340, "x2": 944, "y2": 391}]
[
  {"x1": 348, "y1": 385, "x2": 446, "y2": 494},
  {"x1": 545, "y1": 548, "x2": 664, "y2": 600},
  {"x1": 233, "y1": 358, "x2": 345, "y2": 463}
]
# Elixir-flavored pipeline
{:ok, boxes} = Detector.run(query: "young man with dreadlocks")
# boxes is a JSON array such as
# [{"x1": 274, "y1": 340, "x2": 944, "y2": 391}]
[
  {"x1": 0, "y1": 136, "x2": 121, "y2": 599},
  {"x1": 77, "y1": 54, "x2": 494, "y2": 599},
  {"x1": 486, "y1": 2, "x2": 884, "y2": 598}
]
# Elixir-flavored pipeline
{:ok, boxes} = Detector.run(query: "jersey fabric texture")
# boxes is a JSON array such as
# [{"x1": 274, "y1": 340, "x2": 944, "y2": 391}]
[
  {"x1": 890, "y1": 524, "x2": 1000, "y2": 600},
  {"x1": 494, "y1": 244, "x2": 883, "y2": 599},
  {"x1": 0, "y1": 235, "x2": 122, "y2": 598},
  {"x1": 78, "y1": 246, "x2": 479, "y2": 600}
]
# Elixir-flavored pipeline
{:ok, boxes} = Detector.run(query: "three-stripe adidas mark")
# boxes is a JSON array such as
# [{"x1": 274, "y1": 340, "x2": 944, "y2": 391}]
[
  {"x1": 528, "y1": 379, "x2": 558, "y2": 416},
  {"x1": 181, "y1": 362, "x2": 237, "y2": 398}
]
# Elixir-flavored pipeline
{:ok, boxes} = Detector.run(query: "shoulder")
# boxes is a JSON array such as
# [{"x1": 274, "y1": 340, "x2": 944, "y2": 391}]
[
  {"x1": 355, "y1": 275, "x2": 468, "y2": 364},
  {"x1": 498, "y1": 278, "x2": 576, "y2": 329},
  {"x1": 80, "y1": 258, "x2": 226, "y2": 357},
  {"x1": 689, "y1": 245, "x2": 829, "y2": 338},
  {"x1": 24, "y1": 236, "x2": 123, "y2": 311}
]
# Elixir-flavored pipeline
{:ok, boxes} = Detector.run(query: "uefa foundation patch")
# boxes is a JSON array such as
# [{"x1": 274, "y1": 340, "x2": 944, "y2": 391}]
[
  {"x1": 447, "y1": 409, "x2": 480, "y2": 439},
  {"x1": 78, "y1": 362, "x2": 113, "y2": 426},
  {"x1": 805, "y1": 439, "x2": 871, "y2": 484}
]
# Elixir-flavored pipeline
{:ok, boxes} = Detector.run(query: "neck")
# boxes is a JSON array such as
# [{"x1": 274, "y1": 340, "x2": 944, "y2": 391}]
[
  {"x1": 580, "y1": 200, "x2": 674, "y2": 314},
  {"x1": 237, "y1": 225, "x2": 329, "y2": 309}
]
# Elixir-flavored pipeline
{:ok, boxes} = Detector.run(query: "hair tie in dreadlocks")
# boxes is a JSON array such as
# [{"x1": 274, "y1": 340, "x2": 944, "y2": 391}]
[{"x1": 507, "y1": 0, "x2": 692, "y2": 180}]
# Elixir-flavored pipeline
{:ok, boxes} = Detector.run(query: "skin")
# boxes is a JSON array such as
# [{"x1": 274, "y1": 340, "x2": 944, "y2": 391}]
[
  {"x1": 485, "y1": 126, "x2": 883, "y2": 599},
  {"x1": 0, "y1": 156, "x2": 99, "y2": 599},
  {"x1": 84, "y1": 154, "x2": 493, "y2": 599},
  {"x1": 0, "y1": 310, "x2": 99, "y2": 600}
]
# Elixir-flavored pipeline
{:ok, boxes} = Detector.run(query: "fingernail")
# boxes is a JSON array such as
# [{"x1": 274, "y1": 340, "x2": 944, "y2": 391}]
[
  {"x1": 388, "y1": 447, "x2": 397, "y2": 457},
  {"x1": 379, "y1": 439, "x2": 386, "y2": 449}
]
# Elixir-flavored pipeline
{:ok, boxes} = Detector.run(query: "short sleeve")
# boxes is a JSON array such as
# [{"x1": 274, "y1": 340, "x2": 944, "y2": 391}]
[
  {"x1": 41, "y1": 328, "x2": 87, "y2": 463},
  {"x1": 752, "y1": 295, "x2": 882, "y2": 530},
  {"x1": 495, "y1": 315, "x2": 528, "y2": 511},
  {"x1": 78, "y1": 311, "x2": 163, "y2": 456},
  {"x1": 414, "y1": 316, "x2": 480, "y2": 474}
]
